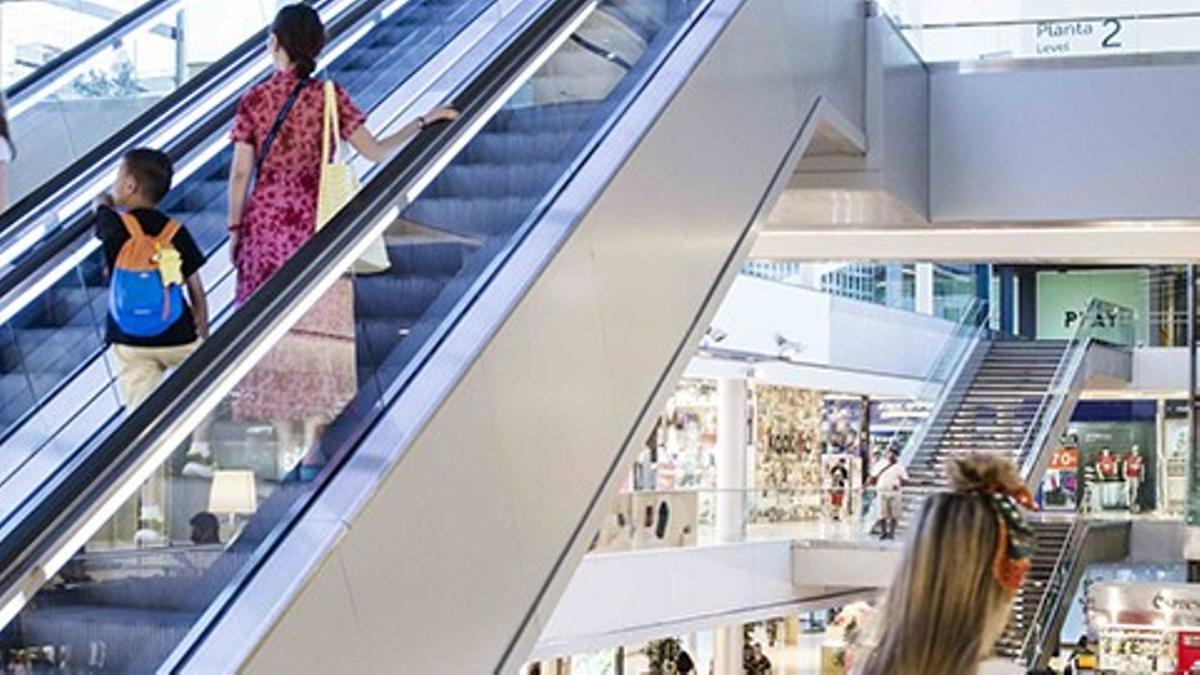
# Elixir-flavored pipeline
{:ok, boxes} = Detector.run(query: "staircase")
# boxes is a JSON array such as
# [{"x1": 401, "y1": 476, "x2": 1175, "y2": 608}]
[
  {"x1": 907, "y1": 340, "x2": 1068, "y2": 496},
  {"x1": 996, "y1": 520, "x2": 1072, "y2": 657},
  {"x1": 898, "y1": 340, "x2": 1076, "y2": 662}
]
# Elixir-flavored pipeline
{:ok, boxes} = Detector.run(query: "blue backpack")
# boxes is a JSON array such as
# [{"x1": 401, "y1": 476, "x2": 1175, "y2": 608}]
[{"x1": 109, "y1": 213, "x2": 185, "y2": 337}]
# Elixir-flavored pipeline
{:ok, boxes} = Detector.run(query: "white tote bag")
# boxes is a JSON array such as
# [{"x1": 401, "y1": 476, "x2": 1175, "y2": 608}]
[{"x1": 317, "y1": 80, "x2": 391, "y2": 274}]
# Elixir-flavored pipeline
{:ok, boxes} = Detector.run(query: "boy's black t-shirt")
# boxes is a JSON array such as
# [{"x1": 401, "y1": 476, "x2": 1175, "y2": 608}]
[{"x1": 94, "y1": 206, "x2": 206, "y2": 347}]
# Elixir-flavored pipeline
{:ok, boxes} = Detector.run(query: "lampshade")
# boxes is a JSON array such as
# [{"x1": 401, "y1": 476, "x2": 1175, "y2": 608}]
[{"x1": 208, "y1": 470, "x2": 258, "y2": 515}]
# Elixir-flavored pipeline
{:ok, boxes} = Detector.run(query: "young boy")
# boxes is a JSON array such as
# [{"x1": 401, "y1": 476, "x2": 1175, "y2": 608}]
[{"x1": 95, "y1": 148, "x2": 208, "y2": 408}]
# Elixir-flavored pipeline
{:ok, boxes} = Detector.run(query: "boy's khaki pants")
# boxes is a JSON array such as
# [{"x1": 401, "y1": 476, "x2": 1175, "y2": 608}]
[{"x1": 112, "y1": 342, "x2": 198, "y2": 408}]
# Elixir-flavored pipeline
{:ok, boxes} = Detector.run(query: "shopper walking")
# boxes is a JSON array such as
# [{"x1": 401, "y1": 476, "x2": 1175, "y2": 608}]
[
  {"x1": 829, "y1": 459, "x2": 849, "y2": 521},
  {"x1": 0, "y1": 94, "x2": 13, "y2": 213},
  {"x1": 226, "y1": 3, "x2": 456, "y2": 476},
  {"x1": 747, "y1": 643, "x2": 772, "y2": 674},
  {"x1": 858, "y1": 455, "x2": 1036, "y2": 675},
  {"x1": 1064, "y1": 636, "x2": 1097, "y2": 674},
  {"x1": 874, "y1": 451, "x2": 907, "y2": 540},
  {"x1": 674, "y1": 649, "x2": 695, "y2": 674}
]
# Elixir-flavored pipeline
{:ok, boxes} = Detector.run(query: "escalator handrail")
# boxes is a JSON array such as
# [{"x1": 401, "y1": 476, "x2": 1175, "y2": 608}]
[
  {"x1": 0, "y1": 0, "x2": 353, "y2": 305},
  {"x1": 4, "y1": 0, "x2": 185, "y2": 112},
  {"x1": 0, "y1": 0, "x2": 595, "y2": 634}
]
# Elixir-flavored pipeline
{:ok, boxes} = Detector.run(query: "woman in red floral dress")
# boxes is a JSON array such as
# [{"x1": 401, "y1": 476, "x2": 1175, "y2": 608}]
[{"x1": 225, "y1": 4, "x2": 456, "y2": 476}]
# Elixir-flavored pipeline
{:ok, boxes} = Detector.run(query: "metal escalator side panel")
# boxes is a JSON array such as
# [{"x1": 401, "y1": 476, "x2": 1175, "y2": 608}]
[
  {"x1": 187, "y1": 0, "x2": 849, "y2": 671},
  {"x1": 0, "y1": 0, "x2": 592, "y2": 671}
]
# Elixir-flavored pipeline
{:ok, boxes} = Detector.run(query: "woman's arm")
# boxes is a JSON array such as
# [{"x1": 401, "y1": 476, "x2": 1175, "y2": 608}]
[
  {"x1": 227, "y1": 141, "x2": 255, "y2": 262},
  {"x1": 186, "y1": 273, "x2": 210, "y2": 340},
  {"x1": 348, "y1": 106, "x2": 459, "y2": 163}
]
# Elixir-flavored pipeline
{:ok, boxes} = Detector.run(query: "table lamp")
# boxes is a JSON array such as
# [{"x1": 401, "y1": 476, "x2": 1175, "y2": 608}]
[{"x1": 208, "y1": 469, "x2": 258, "y2": 527}]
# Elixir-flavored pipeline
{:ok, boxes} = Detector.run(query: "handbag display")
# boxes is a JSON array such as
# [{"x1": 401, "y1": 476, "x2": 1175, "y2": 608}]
[{"x1": 318, "y1": 80, "x2": 391, "y2": 274}]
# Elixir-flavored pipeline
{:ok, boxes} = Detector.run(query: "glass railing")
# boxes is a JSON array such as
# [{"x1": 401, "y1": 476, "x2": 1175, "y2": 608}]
[
  {"x1": 590, "y1": 487, "x2": 900, "y2": 553},
  {"x1": 1142, "y1": 266, "x2": 1190, "y2": 347},
  {"x1": 2, "y1": 0, "x2": 171, "y2": 87},
  {"x1": 887, "y1": 4, "x2": 1200, "y2": 64},
  {"x1": 1020, "y1": 517, "x2": 1086, "y2": 666},
  {"x1": 0, "y1": 0, "x2": 717, "y2": 669},
  {"x1": 893, "y1": 297, "x2": 989, "y2": 465},
  {"x1": 2, "y1": 0, "x2": 282, "y2": 207},
  {"x1": 1017, "y1": 297, "x2": 1137, "y2": 479},
  {"x1": 0, "y1": 0, "x2": 501, "y2": 500}
]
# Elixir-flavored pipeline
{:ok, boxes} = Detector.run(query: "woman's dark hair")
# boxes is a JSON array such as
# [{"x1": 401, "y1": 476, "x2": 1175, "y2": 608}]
[
  {"x1": 189, "y1": 511, "x2": 221, "y2": 545},
  {"x1": 0, "y1": 95, "x2": 15, "y2": 159},
  {"x1": 272, "y1": 4, "x2": 326, "y2": 79}
]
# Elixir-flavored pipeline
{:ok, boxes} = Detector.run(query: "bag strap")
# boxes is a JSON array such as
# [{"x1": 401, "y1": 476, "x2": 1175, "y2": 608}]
[
  {"x1": 155, "y1": 220, "x2": 181, "y2": 246},
  {"x1": 321, "y1": 80, "x2": 340, "y2": 168},
  {"x1": 254, "y1": 77, "x2": 312, "y2": 178},
  {"x1": 119, "y1": 212, "x2": 146, "y2": 239}
]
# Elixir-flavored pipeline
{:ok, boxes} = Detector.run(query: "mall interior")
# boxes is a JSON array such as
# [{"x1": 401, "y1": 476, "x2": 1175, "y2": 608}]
[{"x1": 0, "y1": 0, "x2": 1198, "y2": 673}]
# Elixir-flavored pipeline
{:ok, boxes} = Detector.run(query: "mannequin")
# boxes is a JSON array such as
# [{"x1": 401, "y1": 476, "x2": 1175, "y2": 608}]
[
  {"x1": 1096, "y1": 448, "x2": 1119, "y2": 482},
  {"x1": 1124, "y1": 445, "x2": 1145, "y2": 512}
]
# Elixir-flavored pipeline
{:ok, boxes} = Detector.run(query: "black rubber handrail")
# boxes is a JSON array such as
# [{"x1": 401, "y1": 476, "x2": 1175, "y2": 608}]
[
  {"x1": 0, "y1": 0, "x2": 346, "y2": 307},
  {"x1": 0, "y1": 0, "x2": 593, "y2": 639},
  {"x1": 5, "y1": 0, "x2": 183, "y2": 108}
]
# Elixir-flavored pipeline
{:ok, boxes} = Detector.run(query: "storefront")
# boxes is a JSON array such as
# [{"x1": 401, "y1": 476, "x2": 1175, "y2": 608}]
[
  {"x1": 1036, "y1": 400, "x2": 1159, "y2": 514},
  {"x1": 1162, "y1": 401, "x2": 1190, "y2": 516},
  {"x1": 1039, "y1": 442, "x2": 1080, "y2": 511},
  {"x1": 627, "y1": 378, "x2": 900, "y2": 537},
  {"x1": 637, "y1": 379, "x2": 720, "y2": 492},
  {"x1": 1087, "y1": 582, "x2": 1200, "y2": 673},
  {"x1": 1036, "y1": 268, "x2": 1148, "y2": 345},
  {"x1": 867, "y1": 400, "x2": 927, "y2": 459}
]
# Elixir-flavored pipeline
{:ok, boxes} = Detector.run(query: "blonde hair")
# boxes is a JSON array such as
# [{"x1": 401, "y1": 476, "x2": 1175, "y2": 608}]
[{"x1": 859, "y1": 456, "x2": 1023, "y2": 675}]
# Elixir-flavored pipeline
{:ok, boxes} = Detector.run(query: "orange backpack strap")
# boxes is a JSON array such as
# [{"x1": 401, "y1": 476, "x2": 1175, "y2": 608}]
[
  {"x1": 119, "y1": 212, "x2": 146, "y2": 240},
  {"x1": 156, "y1": 220, "x2": 181, "y2": 246}
]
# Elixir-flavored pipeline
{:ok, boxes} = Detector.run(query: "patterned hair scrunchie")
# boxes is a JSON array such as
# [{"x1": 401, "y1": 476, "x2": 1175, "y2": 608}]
[{"x1": 979, "y1": 484, "x2": 1036, "y2": 593}]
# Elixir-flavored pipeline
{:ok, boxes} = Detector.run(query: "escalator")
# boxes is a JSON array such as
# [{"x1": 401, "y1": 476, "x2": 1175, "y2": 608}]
[
  {"x1": 0, "y1": 0, "x2": 517, "y2": 515},
  {"x1": 1018, "y1": 520, "x2": 1131, "y2": 669},
  {"x1": 2, "y1": 0, "x2": 289, "y2": 206},
  {"x1": 0, "y1": 0, "x2": 828, "y2": 671}
]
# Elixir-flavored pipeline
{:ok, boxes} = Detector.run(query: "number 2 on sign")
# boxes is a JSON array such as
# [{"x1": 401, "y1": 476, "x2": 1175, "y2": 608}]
[{"x1": 1102, "y1": 18, "x2": 1122, "y2": 48}]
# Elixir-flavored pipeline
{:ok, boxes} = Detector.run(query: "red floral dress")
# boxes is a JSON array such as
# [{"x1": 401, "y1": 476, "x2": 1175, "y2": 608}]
[
  {"x1": 231, "y1": 68, "x2": 364, "y2": 299},
  {"x1": 229, "y1": 68, "x2": 366, "y2": 424}
]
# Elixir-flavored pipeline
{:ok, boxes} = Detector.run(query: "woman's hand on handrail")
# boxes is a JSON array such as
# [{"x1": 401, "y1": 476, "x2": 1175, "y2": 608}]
[{"x1": 349, "y1": 105, "x2": 460, "y2": 163}]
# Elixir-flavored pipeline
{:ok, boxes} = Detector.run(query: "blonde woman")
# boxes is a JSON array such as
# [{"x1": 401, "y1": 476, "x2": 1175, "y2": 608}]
[{"x1": 859, "y1": 455, "x2": 1035, "y2": 675}]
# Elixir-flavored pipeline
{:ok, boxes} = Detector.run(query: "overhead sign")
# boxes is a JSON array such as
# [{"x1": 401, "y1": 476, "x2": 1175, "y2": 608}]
[
  {"x1": 1090, "y1": 582, "x2": 1200, "y2": 630},
  {"x1": 1026, "y1": 18, "x2": 1125, "y2": 57}
]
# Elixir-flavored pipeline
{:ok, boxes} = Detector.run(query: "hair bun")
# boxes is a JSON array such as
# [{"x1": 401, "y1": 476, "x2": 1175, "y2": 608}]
[{"x1": 948, "y1": 454, "x2": 1022, "y2": 494}]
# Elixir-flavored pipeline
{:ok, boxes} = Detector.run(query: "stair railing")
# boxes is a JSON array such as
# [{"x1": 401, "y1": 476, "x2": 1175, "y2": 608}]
[
  {"x1": 1016, "y1": 297, "x2": 1136, "y2": 482},
  {"x1": 895, "y1": 298, "x2": 990, "y2": 468},
  {"x1": 1018, "y1": 518, "x2": 1088, "y2": 667},
  {"x1": 858, "y1": 300, "x2": 987, "y2": 535}
]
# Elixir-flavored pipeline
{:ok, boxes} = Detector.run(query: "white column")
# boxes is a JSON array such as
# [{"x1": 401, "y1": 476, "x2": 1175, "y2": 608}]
[
  {"x1": 916, "y1": 263, "x2": 935, "y2": 315},
  {"x1": 716, "y1": 378, "x2": 748, "y2": 543},
  {"x1": 713, "y1": 626, "x2": 744, "y2": 675}
]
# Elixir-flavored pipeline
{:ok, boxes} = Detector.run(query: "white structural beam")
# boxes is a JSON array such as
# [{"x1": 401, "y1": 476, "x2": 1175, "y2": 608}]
[{"x1": 753, "y1": 224, "x2": 1200, "y2": 263}]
